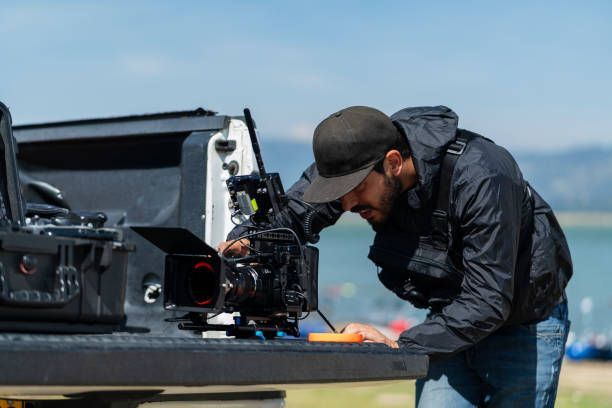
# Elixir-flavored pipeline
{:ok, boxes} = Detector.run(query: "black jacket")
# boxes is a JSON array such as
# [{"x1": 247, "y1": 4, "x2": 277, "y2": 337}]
[{"x1": 229, "y1": 106, "x2": 572, "y2": 357}]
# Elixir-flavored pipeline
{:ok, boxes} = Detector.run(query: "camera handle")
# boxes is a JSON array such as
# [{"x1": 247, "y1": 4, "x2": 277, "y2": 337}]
[
  {"x1": 303, "y1": 209, "x2": 320, "y2": 244},
  {"x1": 0, "y1": 263, "x2": 80, "y2": 307}
]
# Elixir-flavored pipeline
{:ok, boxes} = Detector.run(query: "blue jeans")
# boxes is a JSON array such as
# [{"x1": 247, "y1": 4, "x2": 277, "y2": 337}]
[{"x1": 415, "y1": 301, "x2": 570, "y2": 408}]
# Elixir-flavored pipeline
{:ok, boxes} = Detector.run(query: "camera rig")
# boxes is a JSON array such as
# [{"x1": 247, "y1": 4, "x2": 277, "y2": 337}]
[{"x1": 134, "y1": 109, "x2": 319, "y2": 339}]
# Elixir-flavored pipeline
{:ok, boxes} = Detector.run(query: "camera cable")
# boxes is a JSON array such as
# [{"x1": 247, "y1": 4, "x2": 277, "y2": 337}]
[{"x1": 317, "y1": 309, "x2": 337, "y2": 333}]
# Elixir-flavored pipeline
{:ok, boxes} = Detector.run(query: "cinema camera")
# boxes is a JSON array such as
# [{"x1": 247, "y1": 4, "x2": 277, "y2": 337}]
[{"x1": 134, "y1": 109, "x2": 321, "y2": 339}]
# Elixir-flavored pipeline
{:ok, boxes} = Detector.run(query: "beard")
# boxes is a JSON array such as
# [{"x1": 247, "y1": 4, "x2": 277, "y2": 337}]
[{"x1": 368, "y1": 175, "x2": 402, "y2": 231}]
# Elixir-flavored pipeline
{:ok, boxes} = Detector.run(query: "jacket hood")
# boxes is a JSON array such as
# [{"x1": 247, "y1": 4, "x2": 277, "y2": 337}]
[{"x1": 390, "y1": 106, "x2": 458, "y2": 208}]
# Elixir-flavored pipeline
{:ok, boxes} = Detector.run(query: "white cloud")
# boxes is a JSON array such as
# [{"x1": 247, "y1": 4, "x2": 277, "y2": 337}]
[
  {"x1": 287, "y1": 122, "x2": 315, "y2": 142},
  {"x1": 286, "y1": 72, "x2": 327, "y2": 90},
  {"x1": 0, "y1": 5, "x2": 50, "y2": 33},
  {"x1": 0, "y1": 4, "x2": 98, "y2": 34},
  {"x1": 118, "y1": 54, "x2": 172, "y2": 78}
]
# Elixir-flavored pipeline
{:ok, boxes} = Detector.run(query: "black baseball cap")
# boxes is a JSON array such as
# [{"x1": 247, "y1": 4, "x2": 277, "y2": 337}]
[{"x1": 303, "y1": 106, "x2": 403, "y2": 203}]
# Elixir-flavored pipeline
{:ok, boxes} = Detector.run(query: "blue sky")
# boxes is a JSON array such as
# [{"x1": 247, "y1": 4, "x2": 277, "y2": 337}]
[{"x1": 1, "y1": 1, "x2": 611, "y2": 150}]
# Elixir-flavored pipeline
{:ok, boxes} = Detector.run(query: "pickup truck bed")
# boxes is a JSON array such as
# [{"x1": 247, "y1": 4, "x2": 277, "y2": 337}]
[{"x1": 0, "y1": 333, "x2": 427, "y2": 405}]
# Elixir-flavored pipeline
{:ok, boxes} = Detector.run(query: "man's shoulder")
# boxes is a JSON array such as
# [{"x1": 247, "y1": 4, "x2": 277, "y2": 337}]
[{"x1": 453, "y1": 132, "x2": 523, "y2": 186}]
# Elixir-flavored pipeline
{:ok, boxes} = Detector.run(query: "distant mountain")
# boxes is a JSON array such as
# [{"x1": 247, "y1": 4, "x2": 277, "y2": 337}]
[
  {"x1": 515, "y1": 148, "x2": 612, "y2": 212},
  {"x1": 260, "y1": 140, "x2": 315, "y2": 187},
  {"x1": 260, "y1": 140, "x2": 612, "y2": 212}
]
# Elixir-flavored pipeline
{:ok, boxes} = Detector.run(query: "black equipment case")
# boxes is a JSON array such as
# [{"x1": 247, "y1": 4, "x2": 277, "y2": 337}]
[{"x1": 0, "y1": 102, "x2": 130, "y2": 333}]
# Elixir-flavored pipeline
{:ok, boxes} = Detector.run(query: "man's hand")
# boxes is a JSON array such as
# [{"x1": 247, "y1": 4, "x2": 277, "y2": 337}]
[
  {"x1": 217, "y1": 239, "x2": 250, "y2": 257},
  {"x1": 342, "y1": 322, "x2": 399, "y2": 348}
]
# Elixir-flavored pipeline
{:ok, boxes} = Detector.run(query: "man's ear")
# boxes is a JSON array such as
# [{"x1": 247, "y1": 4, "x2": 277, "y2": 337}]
[{"x1": 384, "y1": 150, "x2": 403, "y2": 177}]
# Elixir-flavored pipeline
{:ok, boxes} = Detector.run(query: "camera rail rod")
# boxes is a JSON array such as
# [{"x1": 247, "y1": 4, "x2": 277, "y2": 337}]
[{"x1": 243, "y1": 108, "x2": 267, "y2": 178}]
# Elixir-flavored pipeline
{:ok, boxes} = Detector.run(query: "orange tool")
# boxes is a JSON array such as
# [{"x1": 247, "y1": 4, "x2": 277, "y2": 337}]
[{"x1": 307, "y1": 333, "x2": 364, "y2": 343}]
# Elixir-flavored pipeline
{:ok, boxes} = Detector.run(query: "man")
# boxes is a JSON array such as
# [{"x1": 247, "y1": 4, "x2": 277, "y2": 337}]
[{"x1": 221, "y1": 106, "x2": 572, "y2": 407}]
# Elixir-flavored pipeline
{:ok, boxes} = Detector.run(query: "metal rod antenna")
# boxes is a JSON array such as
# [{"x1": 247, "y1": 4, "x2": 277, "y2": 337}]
[{"x1": 243, "y1": 108, "x2": 267, "y2": 177}]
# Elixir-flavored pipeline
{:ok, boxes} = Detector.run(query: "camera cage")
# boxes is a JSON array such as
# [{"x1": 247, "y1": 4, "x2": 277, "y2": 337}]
[{"x1": 133, "y1": 109, "x2": 320, "y2": 339}]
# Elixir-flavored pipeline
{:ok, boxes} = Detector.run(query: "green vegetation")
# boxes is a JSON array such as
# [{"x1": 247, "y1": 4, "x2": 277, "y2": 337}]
[
  {"x1": 286, "y1": 382, "x2": 414, "y2": 408},
  {"x1": 557, "y1": 388, "x2": 612, "y2": 408},
  {"x1": 286, "y1": 381, "x2": 612, "y2": 407}
]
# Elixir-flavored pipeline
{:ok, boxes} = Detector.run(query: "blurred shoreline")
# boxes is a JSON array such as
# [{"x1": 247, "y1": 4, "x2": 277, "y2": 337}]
[
  {"x1": 335, "y1": 211, "x2": 612, "y2": 228},
  {"x1": 556, "y1": 212, "x2": 612, "y2": 228},
  {"x1": 317, "y1": 210, "x2": 612, "y2": 340}
]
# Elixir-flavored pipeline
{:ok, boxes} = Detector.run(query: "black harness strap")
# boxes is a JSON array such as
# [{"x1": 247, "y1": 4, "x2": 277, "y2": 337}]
[{"x1": 431, "y1": 130, "x2": 471, "y2": 250}]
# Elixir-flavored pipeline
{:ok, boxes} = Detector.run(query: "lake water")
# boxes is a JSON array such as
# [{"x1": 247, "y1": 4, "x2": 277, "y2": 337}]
[{"x1": 312, "y1": 218, "x2": 612, "y2": 339}]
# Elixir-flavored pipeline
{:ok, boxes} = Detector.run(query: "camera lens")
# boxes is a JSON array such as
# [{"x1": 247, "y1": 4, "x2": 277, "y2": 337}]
[
  {"x1": 226, "y1": 266, "x2": 258, "y2": 304},
  {"x1": 188, "y1": 261, "x2": 218, "y2": 306}
]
